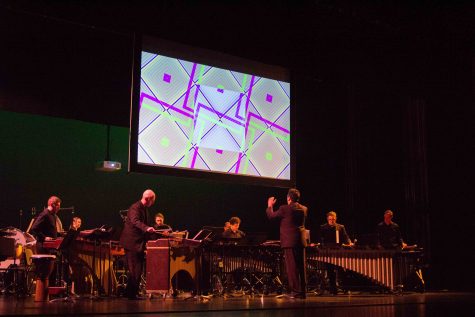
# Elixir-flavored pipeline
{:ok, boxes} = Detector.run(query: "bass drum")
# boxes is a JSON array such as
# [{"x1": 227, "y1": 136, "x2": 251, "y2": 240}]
[{"x1": 0, "y1": 227, "x2": 36, "y2": 264}]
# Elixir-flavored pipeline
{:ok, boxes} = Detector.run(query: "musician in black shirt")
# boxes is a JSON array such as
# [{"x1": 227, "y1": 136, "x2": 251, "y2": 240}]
[
  {"x1": 376, "y1": 210, "x2": 407, "y2": 250},
  {"x1": 318, "y1": 211, "x2": 353, "y2": 246},
  {"x1": 30, "y1": 196, "x2": 62, "y2": 253},
  {"x1": 153, "y1": 212, "x2": 172, "y2": 232},
  {"x1": 317, "y1": 211, "x2": 353, "y2": 295},
  {"x1": 222, "y1": 217, "x2": 245, "y2": 239}
]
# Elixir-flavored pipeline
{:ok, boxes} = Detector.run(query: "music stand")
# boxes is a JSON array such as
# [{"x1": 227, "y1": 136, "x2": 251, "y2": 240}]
[{"x1": 50, "y1": 229, "x2": 79, "y2": 302}]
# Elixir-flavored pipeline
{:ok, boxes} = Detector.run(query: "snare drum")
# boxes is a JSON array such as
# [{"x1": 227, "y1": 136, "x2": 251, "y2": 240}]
[{"x1": 31, "y1": 254, "x2": 56, "y2": 301}]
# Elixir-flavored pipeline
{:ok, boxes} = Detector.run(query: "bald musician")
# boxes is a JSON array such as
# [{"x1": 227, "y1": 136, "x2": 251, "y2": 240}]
[{"x1": 120, "y1": 189, "x2": 156, "y2": 300}]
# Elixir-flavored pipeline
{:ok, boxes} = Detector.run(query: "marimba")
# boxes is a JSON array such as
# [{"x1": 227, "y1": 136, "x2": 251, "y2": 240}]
[
  {"x1": 306, "y1": 247, "x2": 423, "y2": 291},
  {"x1": 43, "y1": 237, "x2": 124, "y2": 295}
]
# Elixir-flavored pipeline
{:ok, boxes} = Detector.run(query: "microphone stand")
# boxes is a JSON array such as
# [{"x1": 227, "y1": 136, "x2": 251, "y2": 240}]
[{"x1": 19, "y1": 210, "x2": 23, "y2": 231}]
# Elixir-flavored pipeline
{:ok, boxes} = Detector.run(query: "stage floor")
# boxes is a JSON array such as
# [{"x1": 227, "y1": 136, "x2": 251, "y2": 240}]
[{"x1": 0, "y1": 291, "x2": 473, "y2": 317}]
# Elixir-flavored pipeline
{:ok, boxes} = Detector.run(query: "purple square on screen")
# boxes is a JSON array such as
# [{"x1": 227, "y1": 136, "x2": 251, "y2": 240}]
[
  {"x1": 163, "y1": 73, "x2": 171, "y2": 83},
  {"x1": 266, "y1": 94, "x2": 273, "y2": 103},
  {"x1": 216, "y1": 149, "x2": 223, "y2": 154},
  {"x1": 217, "y1": 88, "x2": 224, "y2": 93}
]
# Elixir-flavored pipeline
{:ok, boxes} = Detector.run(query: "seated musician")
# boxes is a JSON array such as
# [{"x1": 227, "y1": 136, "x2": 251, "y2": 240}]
[
  {"x1": 222, "y1": 217, "x2": 246, "y2": 239},
  {"x1": 376, "y1": 210, "x2": 407, "y2": 250},
  {"x1": 317, "y1": 211, "x2": 353, "y2": 295},
  {"x1": 29, "y1": 196, "x2": 63, "y2": 253}
]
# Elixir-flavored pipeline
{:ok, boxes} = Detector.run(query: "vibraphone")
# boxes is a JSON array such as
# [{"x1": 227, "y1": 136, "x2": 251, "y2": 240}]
[
  {"x1": 203, "y1": 244, "x2": 284, "y2": 295},
  {"x1": 206, "y1": 244, "x2": 281, "y2": 274},
  {"x1": 306, "y1": 247, "x2": 424, "y2": 291}
]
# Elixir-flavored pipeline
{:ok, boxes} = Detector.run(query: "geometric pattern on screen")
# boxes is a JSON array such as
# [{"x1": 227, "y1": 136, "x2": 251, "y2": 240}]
[{"x1": 138, "y1": 52, "x2": 290, "y2": 180}]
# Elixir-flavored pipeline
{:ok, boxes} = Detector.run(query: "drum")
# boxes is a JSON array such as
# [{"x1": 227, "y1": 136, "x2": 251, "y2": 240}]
[
  {"x1": 0, "y1": 227, "x2": 36, "y2": 262},
  {"x1": 31, "y1": 254, "x2": 56, "y2": 301}
]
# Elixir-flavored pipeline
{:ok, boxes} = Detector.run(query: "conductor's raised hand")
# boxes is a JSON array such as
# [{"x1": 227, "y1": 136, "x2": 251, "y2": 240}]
[{"x1": 267, "y1": 197, "x2": 276, "y2": 208}]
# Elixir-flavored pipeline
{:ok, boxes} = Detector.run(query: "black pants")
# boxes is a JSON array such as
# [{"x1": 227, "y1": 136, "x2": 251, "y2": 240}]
[
  {"x1": 125, "y1": 250, "x2": 145, "y2": 298},
  {"x1": 326, "y1": 263, "x2": 338, "y2": 293},
  {"x1": 283, "y1": 247, "x2": 306, "y2": 296}
]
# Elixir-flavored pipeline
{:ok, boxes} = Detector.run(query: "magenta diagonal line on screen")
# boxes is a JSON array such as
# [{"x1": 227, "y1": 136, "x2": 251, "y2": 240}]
[
  {"x1": 244, "y1": 75, "x2": 256, "y2": 118},
  {"x1": 193, "y1": 104, "x2": 235, "y2": 144},
  {"x1": 234, "y1": 152, "x2": 243, "y2": 174},
  {"x1": 189, "y1": 148, "x2": 212, "y2": 171},
  {"x1": 190, "y1": 146, "x2": 199, "y2": 168},
  {"x1": 139, "y1": 78, "x2": 159, "y2": 111},
  {"x1": 193, "y1": 84, "x2": 200, "y2": 113},
  {"x1": 141, "y1": 93, "x2": 194, "y2": 119},
  {"x1": 141, "y1": 74, "x2": 194, "y2": 117},
  {"x1": 235, "y1": 93, "x2": 246, "y2": 120},
  {"x1": 247, "y1": 112, "x2": 290, "y2": 134},
  {"x1": 194, "y1": 85, "x2": 222, "y2": 121},
  {"x1": 182, "y1": 63, "x2": 198, "y2": 112},
  {"x1": 193, "y1": 83, "x2": 245, "y2": 130}
]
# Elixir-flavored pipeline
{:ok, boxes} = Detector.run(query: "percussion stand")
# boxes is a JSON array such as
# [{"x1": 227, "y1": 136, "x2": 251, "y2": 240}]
[
  {"x1": 49, "y1": 249, "x2": 75, "y2": 302},
  {"x1": 210, "y1": 254, "x2": 225, "y2": 297},
  {"x1": 50, "y1": 230, "x2": 79, "y2": 303},
  {"x1": 184, "y1": 245, "x2": 212, "y2": 301},
  {"x1": 86, "y1": 236, "x2": 106, "y2": 300}
]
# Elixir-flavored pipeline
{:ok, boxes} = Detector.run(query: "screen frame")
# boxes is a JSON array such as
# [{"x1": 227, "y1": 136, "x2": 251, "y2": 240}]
[{"x1": 129, "y1": 35, "x2": 295, "y2": 187}]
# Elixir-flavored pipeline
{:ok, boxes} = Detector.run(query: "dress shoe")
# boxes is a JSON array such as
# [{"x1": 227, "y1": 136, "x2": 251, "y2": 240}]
[{"x1": 290, "y1": 293, "x2": 306, "y2": 299}]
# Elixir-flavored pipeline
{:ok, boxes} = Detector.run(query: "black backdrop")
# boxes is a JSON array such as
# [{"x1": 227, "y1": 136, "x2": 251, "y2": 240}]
[{"x1": 0, "y1": 2, "x2": 474, "y2": 290}]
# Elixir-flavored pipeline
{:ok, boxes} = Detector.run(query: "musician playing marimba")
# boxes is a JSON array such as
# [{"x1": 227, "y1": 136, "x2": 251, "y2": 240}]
[
  {"x1": 120, "y1": 189, "x2": 156, "y2": 300},
  {"x1": 317, "y1": 211, "x2": 353, "y2": 295},
  {"x1": 153, "y1": 212, "x2": 172, "y2": 233},
  {"x1": 222, "y1": 217, "x2": 246, "y2": 239},
  {"x1": 376, "y1": 210, "x2": 407, "y2": 250}
]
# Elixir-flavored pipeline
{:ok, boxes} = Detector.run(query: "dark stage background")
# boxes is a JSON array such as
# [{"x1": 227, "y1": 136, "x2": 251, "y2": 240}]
[{"x1": 0, "y1": 1, "x2": 474, "y2": 291}]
